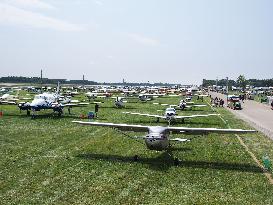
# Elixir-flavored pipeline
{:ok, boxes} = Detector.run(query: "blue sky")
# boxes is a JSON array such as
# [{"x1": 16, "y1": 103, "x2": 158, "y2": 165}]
[{"x1": 0, "y1": 0, "x2": 272, "y2": 84}]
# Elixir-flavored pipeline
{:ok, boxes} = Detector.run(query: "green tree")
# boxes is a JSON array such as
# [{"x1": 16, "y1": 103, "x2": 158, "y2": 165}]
[{"x1": 237, "y1": 75, "x2": 247, "y2": 91}]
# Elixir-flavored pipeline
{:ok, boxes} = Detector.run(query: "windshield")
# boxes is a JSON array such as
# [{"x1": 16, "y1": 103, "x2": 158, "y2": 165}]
[{"x1": 166, "y1": 108, "x2": 175, "y2": 112}]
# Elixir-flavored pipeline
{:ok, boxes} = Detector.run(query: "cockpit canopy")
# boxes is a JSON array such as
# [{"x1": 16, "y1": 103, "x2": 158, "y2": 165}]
[{"x1": 166, "y1": 107, "x2": 175, "y2": 112}]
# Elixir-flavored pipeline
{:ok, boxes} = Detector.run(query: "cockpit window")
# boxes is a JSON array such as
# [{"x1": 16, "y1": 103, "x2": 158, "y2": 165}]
[{"x1": 166, "y1": 108, "x2": 175, "y2": 112}]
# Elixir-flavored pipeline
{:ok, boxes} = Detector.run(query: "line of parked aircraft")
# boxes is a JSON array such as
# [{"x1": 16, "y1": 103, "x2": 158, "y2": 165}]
[{"x1": 1, "y1": 82, "x2": 256, "y2": 164}]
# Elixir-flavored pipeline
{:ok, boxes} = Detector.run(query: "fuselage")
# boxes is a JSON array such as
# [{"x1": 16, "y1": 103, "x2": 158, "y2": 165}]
[
  {"x1": 177, "y1": 102, "x2": 187, "y2": 110},
  {"x1": 114, "y1": 97, "x2": 124, "y2": 108},
  {"x1": 164, "y1": 107, "x2": 176, "y2": 121},
  {"x1": 145, "y1": 127, "x2": 170, "y2": 150},
  {"x1": 0, "y1": 94, "x2": 17, "y2": 101}
]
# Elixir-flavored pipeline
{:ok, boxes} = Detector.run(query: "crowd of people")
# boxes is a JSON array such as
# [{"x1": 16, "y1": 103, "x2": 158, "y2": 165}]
[{"x1": 210, "y1": 96, "x2": 225, "y2": 107}]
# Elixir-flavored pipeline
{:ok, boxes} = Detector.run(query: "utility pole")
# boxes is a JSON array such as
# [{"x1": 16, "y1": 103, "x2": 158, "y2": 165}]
[
  {"x1": 82, "y1": 74, "x2": 85, "y2": 90},
  {"x1": 226, "y1": 77, "x2": 229, "y2": 104},
  {"x1": 40, "y1": 69, "x2": 43, "y2": 85},
  {"x1": 216, "y1": 77, "x2": 218, "y2": 91}
]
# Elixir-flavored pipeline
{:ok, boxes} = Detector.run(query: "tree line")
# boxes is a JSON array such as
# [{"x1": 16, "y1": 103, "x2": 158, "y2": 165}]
[
  {"x1": 0, "y1": 76, "x2": 176, "y2": 86},
  {"x1": 203, "y1": 76, "x2": 273, "y2": 88}
]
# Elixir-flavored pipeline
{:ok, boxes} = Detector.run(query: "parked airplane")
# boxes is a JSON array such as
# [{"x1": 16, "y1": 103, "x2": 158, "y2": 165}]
[
  {"x1": 72, "y1": 121, "x2": 256, "y2": 163},
  {"x1": 153, "y1": 100, "x2": 207, "y2": 110},
  {"x1": 0, "y1": 93, "x2": 31, "y2": 105},
  {"x1": 86, "y1": 92, "x2": 112, "y2": 101},
  {"x1": 18, "y1": 82, "x2": 88, "y2": 117},
  {"x1": 0, "y1": 93, "x2": 19, "y2": 104},
  {"x1": 122, "y1": 107, "x2": 219, "y2": 124}
]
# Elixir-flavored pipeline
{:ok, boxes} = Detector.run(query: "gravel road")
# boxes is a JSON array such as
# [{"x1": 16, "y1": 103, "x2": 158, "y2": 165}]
[{"x1": 209, "y1": 92, "x2": 273, "y2": 140}]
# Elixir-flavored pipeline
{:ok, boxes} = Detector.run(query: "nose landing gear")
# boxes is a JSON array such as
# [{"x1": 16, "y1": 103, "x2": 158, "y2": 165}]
[{"x1": 133, "y1": 155, "x2": 139, "y2": 161}]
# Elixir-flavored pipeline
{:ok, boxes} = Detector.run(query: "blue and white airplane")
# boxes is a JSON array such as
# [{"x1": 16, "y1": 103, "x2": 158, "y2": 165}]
[{"x1": 18, "y1": 82, "x2": 88, "y2": 117}]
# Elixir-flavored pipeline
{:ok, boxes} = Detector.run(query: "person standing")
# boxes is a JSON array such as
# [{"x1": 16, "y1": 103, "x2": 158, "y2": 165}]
[{"x1": 95, "y1": 103, "x2": 99, "y2": 117}]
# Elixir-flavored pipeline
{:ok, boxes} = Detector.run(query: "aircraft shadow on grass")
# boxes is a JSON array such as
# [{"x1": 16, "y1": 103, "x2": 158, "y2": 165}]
[{"x1": 76, "y1": 152, "x2": 263, "y2": 173}]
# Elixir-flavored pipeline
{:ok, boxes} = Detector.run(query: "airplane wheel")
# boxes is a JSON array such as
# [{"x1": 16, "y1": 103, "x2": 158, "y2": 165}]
[
  {"x1": 174, "y1": 158, "x2": 179, "y2": 166},
  {"x1": 133, "y1": 155, "x2": 139, "y2": 162},
  {"x1": 58, "y1": 110, "x2": 63, "y2": 116}
]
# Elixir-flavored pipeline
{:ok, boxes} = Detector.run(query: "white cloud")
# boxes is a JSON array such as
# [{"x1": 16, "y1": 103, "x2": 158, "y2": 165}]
[
  {"x1": 128, "y1": 33, "x2": 160, "y2": 46},
  {"x1": 4, "y1": 0, "x2": 55, "y2": 10},
  {"x1": 0, "y1": 3, "x2": 84, "y2": 31}
]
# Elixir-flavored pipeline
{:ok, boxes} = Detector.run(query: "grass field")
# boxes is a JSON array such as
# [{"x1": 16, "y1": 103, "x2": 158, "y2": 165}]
[{"x1": 1, "y1": 94, "x2": 273, "y2": 204}]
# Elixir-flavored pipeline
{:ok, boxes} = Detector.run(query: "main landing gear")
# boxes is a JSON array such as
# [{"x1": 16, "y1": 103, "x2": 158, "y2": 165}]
[
  {"x1": 133, "y1": 155, "x2": 139, "y2": 161},
  {"x1": 174, "y1": 157, "x2": 179, "y2": 166}
]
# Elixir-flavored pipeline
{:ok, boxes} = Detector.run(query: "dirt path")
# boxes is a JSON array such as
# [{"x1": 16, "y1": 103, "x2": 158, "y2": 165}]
[{"x1": 209, "y1": 92, "x2": 273, "y2": 140}]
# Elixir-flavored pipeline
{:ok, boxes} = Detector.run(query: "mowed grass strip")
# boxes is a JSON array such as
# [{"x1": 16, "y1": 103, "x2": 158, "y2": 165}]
[{"x1": 0, "y1": 96, "x2": 273, "y2": 204}]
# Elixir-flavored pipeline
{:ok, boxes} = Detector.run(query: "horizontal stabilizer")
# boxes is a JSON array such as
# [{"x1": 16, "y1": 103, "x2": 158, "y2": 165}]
[{"x1": 170, "y1": 138, "x2": 190, "y2": 142}]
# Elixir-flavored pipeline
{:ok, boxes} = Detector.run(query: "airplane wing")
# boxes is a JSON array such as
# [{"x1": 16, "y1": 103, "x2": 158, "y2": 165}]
[
  {"x1": 191, "y1": 104, "x2": 207, "y2": 107},
  {"x1": 88, "y1": 101, "x2": 103, "y2": 104},
  {"x1": 185, "y1": 101, "x2": 194, "y2": 104},
  {"x1": 166, "y1": 126, "x2": 256, "y2": 135},
  {"x1": 0, "y1": 101, "x2": 17, "y2": 105},
  {"x1": 122, "y1": 111, "x2": 164, "y2": 119},
  {"x1": 167, "y1": 94, "x2": 179, "y2": 97},
  {"x1": 63, "y1": 103, "x2": 80, "y2": 107},
  {"x1": 72, "y1": 121, "x2": 149, "y2": 132},
  {"x1": 170, "y1": 138, "x2": 190, "y2": 142},
  {"x1": 63, "y1": 102, "x2": 89, "y2": 107},
  {"x1": 174, "y1": 113, "x2": 220, "y2": 119},
  {"x1": 153, "y1": 103, "x2": 175, "y2": 107},
  {"x1": 70, "y1": 100, "x2": 80, "y2": 103},
  {"x1": 72, "y1": 121, "x2": 256, "y2": 135}
]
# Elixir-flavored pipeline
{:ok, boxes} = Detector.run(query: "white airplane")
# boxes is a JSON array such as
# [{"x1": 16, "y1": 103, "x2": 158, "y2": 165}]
[
  {"x1": 0, "y1": 92, "x2": 31, "y2": 105},
  {"x1": 113, "y1": 97, "x2": 127, "y2": 108},
  {"x1": 0, "y1": 93, "x2": 19, "y2": 104},
  {"x1": 65, "y1": 90, "x2": 80, "y2": 96},
  {"x1": 123, "y1": 107, "x2": 219, "y2": 124},
  {"x1": 139, "y1": 93, "x2": 166, "y2": 100},
  {"x1": 86, "y1": 92, "x2": 112, "y2": 101},
  {"x1": 153, "y1": 100, "x2": 207, "y2": 110},
  {"x1": 123, "y1": 93, "x2": 161, "y2": 102},
  {"x1": 18, "y1": 83, "x2": 88, "y2": 117},
  {"x1": 72, "y1": 121, "x2": 256, "y2": 162}
]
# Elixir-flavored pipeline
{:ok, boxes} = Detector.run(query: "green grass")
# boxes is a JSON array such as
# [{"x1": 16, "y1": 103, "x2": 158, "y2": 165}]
[{"x1": 1, "y1": 95, "x2": 273, "y2": 204}]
